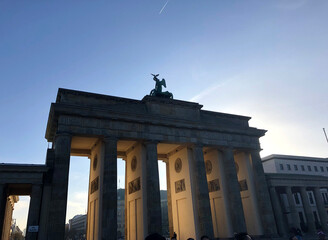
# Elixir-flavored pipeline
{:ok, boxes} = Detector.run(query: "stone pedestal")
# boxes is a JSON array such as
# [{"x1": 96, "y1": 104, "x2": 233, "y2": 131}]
[
  {"x1": 313, "y1": 187, "x2": 328, "y2": 232},
  {"x1": 47, "y1": 133, "x2": 71, "y2": 240},
  {"x1": 299, "y1": 188, "x2": 316, "y2": 233},
  {"x1": 221, "y1": 148, "x2": 247, "y2": 233},
  {"x1": 269, "y1": 187, "x2": 288, "y2": 236},
  {"x1": 26, "y1": 184, "x2": 43, "y2": 240},
  {"x1": 250, "y1": 150, "x2": 277, "y2": 236},
  {"x1": 191, "y1": 144, "x2": 214, "y2": 239},
  {"x1": 144, "y1": 141, "x2": 162, "y2": 234},
  {"x1": 101, "y1": 137, "x2": 118, "y2": 240}
]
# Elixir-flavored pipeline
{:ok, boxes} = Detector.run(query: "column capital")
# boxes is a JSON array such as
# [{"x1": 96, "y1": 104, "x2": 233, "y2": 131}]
[
  {"x1": 103, "y1": 135, "x2": 118, "y2": 142},
  {"x1": 143, "y1": 140, "x2": 158, "y2": 146},
  {"x1": 219, "y1": 146, "x2": 234, "y2": 152},
  {"x1": 187, "y1": 142, "x2": 203, "y2": 149},
  {"x1": 248, "y1": 148, "x2": 262, "y2": 153},
  {"x1": 55, "y1": 131, "x2": 72, "y2": 138},
  {"x1": 312, "y1": 186, "x2": 320, "y2": 191}
]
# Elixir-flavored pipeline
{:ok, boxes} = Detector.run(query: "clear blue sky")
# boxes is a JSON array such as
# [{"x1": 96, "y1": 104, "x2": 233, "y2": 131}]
[{"x1": 1, "y1": 0, "x2": 327, "y2": 230}]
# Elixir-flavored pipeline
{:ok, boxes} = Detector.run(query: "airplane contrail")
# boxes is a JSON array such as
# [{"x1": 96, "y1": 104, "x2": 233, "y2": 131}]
[{"x1": 159, "y1": 0, "x2": 170, "y2": 14}]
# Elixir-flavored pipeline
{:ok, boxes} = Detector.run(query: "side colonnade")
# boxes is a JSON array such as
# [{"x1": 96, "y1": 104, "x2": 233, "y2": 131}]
[{"x1": 268, "y1": 179, "x2": 328, "y2": 236}]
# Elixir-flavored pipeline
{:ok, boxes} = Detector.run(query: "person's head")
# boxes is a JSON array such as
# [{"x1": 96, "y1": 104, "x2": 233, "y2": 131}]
[
  {"x1": 318, "y1": 231, "x2": 326, "y2": 240},
  {"x1": 171, "y1": 232, "x2": 177, "y2": 240},
  {"x1": 289, "y1": 236, "x2": 298, "y2": 240},
  {"x1": 145, "y1": 233, "x2": 166, "y2": 240},
  {"x1": 235, "y1": 232, "x2": 252, "y2": 240},
  {"x1": 201, "y1": 235, "x2": 210, "y2": 240}
]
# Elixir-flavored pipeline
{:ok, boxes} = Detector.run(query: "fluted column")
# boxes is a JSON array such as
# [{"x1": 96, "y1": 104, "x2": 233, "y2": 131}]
[
  {"x1": 299, "y1": 187, "x2": 316, "y2": 233},
  {"x1": 165, "y1": 161, "x2": 174, "y2": 237},
  {"x1": 285, "y1": 186, "x2": 300, "y2": 229},
  {"x1": 144, "y1": 141, "x2": 162, "y2": 234},
  {"x1": 47, "y1": 132, "x2": 71, "y2": 240},
  {"x1": 250, "y1": 150, "x2": 278, "y2": 236},
  {"x1": 269, "y1": 187, "x2": 288, "y2": 236},
  {"x1": 0, "y1": 184, "x2": 7, "y2": 238},
  {"x1": 313, "y1": 187, "x2": 328, "y2": 232},
  {"x1": 26, "y1": 184, "x2": 43, "y2": 240},
  {"x1": 222, "y1": 148, "x2": 247, "y2": 233},
  {"x1": 124, "y1": 158, "x2": 128, "y2": 240},
  {"x1": 191, "y1": 144, "x2": 214, "y2": 239},
  {"x1": 101, "y1": 137, "x2": 118, "y2": 240}
]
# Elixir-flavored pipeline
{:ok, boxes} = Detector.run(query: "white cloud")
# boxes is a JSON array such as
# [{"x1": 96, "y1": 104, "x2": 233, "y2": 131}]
[{"x1": 189, "y1": 76, "x2": 239, "y2": 102}]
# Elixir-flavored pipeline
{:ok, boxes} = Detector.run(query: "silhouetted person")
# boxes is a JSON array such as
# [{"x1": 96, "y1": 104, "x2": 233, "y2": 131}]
[
  {"x1": 171, "y1": 232, "x2": 177, "y2": 240},
  {"x1": 235, "y1": 232, "x2": 252, "y2": 240},
  {"x1": 317, "y1": 231, "x2": 326, "y2": 240},
  {"x1": 201, "y1": 235, "x2": 210, "y2": 240},
  {"x1": 145, "y1": 233, "x2": 166, "y2": 240}
]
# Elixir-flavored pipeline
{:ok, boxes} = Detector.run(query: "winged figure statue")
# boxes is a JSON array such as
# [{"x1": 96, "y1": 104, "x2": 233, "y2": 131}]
[{"x1": 150, "y1": 74, "x2": 173, "y2": 99}]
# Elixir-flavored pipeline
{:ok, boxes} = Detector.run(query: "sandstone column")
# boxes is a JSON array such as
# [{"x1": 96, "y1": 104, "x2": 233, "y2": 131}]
[
  {"x1": 250, "y1": 150, "x2": 278, "y2": 236},
  {"x1": 299, "y1": 187, "x2": 316, "y2": 233},
  {"x1": 0, "y1": 184, "x2": 7, "y2": 239},
  {"x1": 165, "y1": 160, "x2": 174, "y2": 237},
  {"x1": 285, "y1": 186, "x2": 300, "y2": 229},
  {"x1": 26, "y1": 184, "x2": 43, "y2": 240},
  {"x1": 191, "y1": 144, "x2": 214, "y2": 239},
  {"x1": 222, "y1": 148, "x2": 247, "y2": 233},
  {"x1": 47, "y1": 132, "x2": 71, "y2": 240},
  {"x1": 269, "y1": 186, "x2": 288, "y2": 236},
  {"x1": 313, "y1": 187, "x2": 328, "y2": 232},
  {"x1": 101, "y1": 137, "x2": 118, "y2": 240},
  {"x1": 144, "y1": 141, "x2": 162, "y2": 234},
  {"x1": 125, "y1": 158, "x2": 128, "y2": 240},
  {"x1": 38, "y1": 148, "x2": 55, "y2": 239}
]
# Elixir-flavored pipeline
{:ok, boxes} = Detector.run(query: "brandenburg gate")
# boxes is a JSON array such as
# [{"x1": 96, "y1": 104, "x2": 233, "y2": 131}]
[{"x1": 0, "y1": 83, "x2": 278, "y2": 239}]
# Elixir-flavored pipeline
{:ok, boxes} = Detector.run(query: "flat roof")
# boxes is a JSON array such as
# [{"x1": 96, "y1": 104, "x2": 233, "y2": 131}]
[{"x1": 262, "y1": 154, "x2": 328, "y2": 163}]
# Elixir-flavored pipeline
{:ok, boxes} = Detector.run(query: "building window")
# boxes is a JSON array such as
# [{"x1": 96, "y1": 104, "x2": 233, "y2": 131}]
[
  {"x1": 320, "y1": 166, "x2": 324, "y2": 172},
  {"x1": 280, "y1": 164, "x2": 284, "y2": 170},
  {"x1": 294, "y1": 165, "x2": 298, "y2": 171},
  {"x1": 308, "y1": 166, "x2": 312, "y2": 171},
  {"x1": 301, "y1": 165, "x2": 305, "y2": 171},
  {"x1": 294, "y1": 193, "x2": 301, "y2": 205},
  {"x1": 287, "y1": 164, "x2": 291, "y2": 170},
  {"x1": 314, "y1": 166, "x2": 318, "y2": 172},
  {"x1": 308, "y1": 192, "x2": 315, "y2": 205}
]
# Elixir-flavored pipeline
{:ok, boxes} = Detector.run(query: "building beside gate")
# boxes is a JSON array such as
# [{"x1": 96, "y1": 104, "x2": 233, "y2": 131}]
[
  {"x1": 263, "y1": 154, "x2": 328, "y2": 236},
  {"x1": 1, "y1": 88, "x2": 278, "y2": 240},
  {"x1": 69, "y1": 214, "x2": 87, "y2": 235}
]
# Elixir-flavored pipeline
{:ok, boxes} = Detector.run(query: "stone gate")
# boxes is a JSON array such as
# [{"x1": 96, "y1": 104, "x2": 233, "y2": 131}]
[{"x1": 0, "y1": 88, "x2": 278, "y2": 240}]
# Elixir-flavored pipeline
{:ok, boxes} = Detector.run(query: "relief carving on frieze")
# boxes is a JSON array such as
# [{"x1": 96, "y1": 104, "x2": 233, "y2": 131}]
[
  {"x1": 90, "y1": 176, "x2": 99, "y2": 194},
  {"x1": 175, "y1": 179, "x2": 186, "y2": 193},
  {"x1": 208, "y1": 178, "x2": 220, "y2": 192},
  {"x1": 239, "y1": 179, "x2": 248, "y2": 192},
  {"x1": 128, "y1": 177, "x2": 141, "y2": 194}
]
